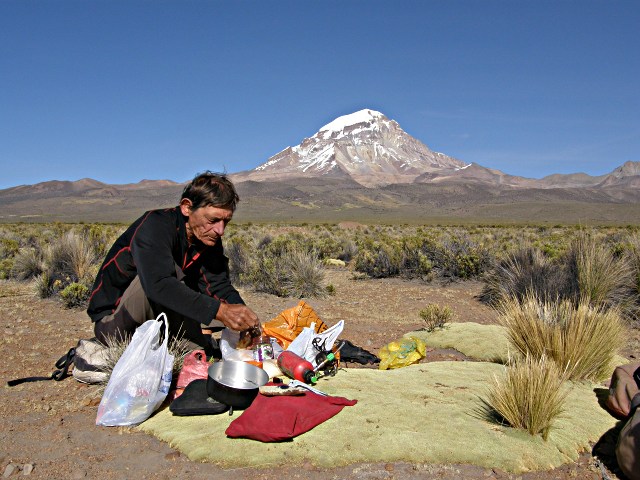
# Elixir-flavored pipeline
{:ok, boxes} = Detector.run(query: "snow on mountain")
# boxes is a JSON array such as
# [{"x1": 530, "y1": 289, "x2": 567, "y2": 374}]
[{"x1": 248, "y1": 109, "x2": 468, "y2": 187}]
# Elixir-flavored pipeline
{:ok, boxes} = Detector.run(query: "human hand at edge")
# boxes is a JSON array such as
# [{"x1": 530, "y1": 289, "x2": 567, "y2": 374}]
[{"x1": 216, "y1": 303, "x2": 260, "y2": 332}]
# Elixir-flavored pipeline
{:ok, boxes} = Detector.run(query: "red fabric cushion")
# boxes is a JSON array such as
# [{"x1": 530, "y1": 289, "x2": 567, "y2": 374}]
[{"x1": 225, "y1": 391, "x2": 357, "y2": 442}]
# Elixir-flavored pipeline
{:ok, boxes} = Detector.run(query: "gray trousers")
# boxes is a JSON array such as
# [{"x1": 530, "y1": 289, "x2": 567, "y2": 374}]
[{"x1": 93, "y1": 274, "x2": 223, "y2": 355}]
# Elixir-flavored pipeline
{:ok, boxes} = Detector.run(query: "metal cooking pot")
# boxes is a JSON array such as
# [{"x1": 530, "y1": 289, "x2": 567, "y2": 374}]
[{"x1": 207, "y1": 360, "x2": 268, "y2": 410}]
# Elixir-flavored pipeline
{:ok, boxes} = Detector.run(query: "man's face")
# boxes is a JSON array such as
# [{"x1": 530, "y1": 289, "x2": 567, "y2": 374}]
[{"x1": 181, "y1": 202, "x2": 233, "y2": 247}]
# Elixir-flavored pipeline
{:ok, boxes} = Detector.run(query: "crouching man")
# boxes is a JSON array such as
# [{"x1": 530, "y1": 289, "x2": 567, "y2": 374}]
[{"x1": 87, "y1": 171, "x2": 259, "y2": 356}]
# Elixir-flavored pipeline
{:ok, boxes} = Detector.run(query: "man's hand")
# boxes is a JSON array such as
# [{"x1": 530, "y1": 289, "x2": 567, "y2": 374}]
[{"x1": 216, "y1": 302, "x2": 260, "y2": 331}]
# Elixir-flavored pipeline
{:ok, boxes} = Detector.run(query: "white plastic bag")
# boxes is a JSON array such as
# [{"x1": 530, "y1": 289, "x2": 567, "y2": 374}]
[
  {"x1": 287, "y1": 320, "x2": 344, "y2": 367},
  {"x1": 96, "y1": 313, "x2": 174, "y2": 426}
]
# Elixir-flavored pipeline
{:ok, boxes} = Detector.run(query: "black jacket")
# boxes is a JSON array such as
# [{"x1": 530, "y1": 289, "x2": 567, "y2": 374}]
[{"x1": 87, "y1": 207, "x2": 243, "y2": 324}]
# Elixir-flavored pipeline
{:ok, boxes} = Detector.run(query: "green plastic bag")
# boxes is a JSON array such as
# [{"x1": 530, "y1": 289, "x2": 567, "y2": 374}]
[{"x1": 378, "y1": 336, "x2": 426, "y2": 370}]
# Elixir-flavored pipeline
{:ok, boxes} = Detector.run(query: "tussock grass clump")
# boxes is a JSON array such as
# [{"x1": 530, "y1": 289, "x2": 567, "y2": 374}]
[
  {"x1": 238, "y1": 242, "x2": 327, "y2": 298},
  {"x1": 484, "y1": 354, "x2": 568, "y2": 440},
  {"x1": 47, "y1": 230, "x2": 99, "y2": 285},
  {"x1": 480, "y1": 246, "x2": 567, "y2": 306},
  {"x1": 628, "y1": 233, "x2": 640, "y2": 293},
  {"x1": 419, "y1": 303, "x2": 453, "y2": 331},
  {"x1": 280, "y1": 248, "x2": 327, "y2": 298},
  {"x1": 498, "y1": 295, "x2": 624, "y2": 382},
  {"x1": 482, "y1": 231, "x2": 638, "y2": 321},
  {"x1": 11, "y1": 247, "x2": 46, "y2": 280},
  {"x1": 33, "y1": 272, "x2": 54, "y2": 298},
  {"x1": 564, "y1": 232, "x2": 636, "y2": 315},
  {"x1": 95, "y1": 331, "x2": 192, "y2": 394}
]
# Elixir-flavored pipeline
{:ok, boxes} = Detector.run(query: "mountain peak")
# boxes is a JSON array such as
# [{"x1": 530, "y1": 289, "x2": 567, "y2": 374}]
[
  {"x1": 241, "y1": 109, "x2": 466, "y2": 187},
  {"x1": 319, "y1": 109, "x2": 386, "y2": 134}
]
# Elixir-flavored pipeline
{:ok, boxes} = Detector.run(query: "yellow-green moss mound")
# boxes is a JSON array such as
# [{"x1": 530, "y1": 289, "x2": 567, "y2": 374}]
[{"x1": 139, "y1": 360, "x2": 615, "y2": 473}]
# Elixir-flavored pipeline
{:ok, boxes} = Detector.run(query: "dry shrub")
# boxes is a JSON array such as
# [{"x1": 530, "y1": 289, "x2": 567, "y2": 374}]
[
  {"x1": 484, "y1": 354, "x2": 568, "y2": 440},
  {"x1": 419, "y1": 303, "x2": 453, "y2": 331},
  {"x1": 498, "y1": 295, "x2": 624, "y2": 382}
]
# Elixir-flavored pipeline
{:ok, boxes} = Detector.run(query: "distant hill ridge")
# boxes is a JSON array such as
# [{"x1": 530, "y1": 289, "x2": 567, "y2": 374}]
[{"x1": 0, "y1": 109, "x2": 638, "y2": 223}]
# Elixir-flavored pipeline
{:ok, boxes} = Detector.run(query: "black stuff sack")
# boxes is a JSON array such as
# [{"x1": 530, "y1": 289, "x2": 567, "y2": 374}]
[{"x1": 169, "y1": 379, "x2": 229, "y2": 416}]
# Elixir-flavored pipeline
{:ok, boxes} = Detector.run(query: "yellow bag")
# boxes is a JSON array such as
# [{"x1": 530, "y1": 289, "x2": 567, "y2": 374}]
[
  {"x1": 262, "y1": 300, "x2": 328, "y2": 350},
  {"x1": 378, "y1": 336, "x2": 426, "y2": 370}
]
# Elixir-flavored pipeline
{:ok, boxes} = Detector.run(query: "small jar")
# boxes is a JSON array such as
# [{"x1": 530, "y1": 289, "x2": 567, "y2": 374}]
[{"x1": 253, "y1": 335, "x2": 275, "y2": 362}]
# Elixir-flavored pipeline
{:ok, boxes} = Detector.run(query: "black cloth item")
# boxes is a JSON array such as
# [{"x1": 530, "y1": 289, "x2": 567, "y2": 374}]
[
  {"x1": 169, "y1": 379, "x2": 229, "y2": 416},
  {"x1": 339, "y1": 340, "x2": 380, "y2": 365},
  {"x1": 87, "y1": 207, "x2": 244, "y2": 326}
]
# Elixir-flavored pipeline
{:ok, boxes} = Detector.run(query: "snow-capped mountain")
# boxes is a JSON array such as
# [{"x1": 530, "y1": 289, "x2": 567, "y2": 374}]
[{"x1": 238, "y1": 109, "x2": 469, "y2": 187}]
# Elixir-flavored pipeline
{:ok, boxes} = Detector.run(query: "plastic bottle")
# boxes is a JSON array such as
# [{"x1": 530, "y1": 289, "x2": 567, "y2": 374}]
[{"x1": 277, "y1": 351, "x2": 317, "y2": 384}]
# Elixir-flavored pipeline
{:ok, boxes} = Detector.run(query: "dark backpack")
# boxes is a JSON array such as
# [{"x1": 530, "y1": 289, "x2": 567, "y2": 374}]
[{"x1": 604, "y1": 362, "x2": 640, "y2": 480}]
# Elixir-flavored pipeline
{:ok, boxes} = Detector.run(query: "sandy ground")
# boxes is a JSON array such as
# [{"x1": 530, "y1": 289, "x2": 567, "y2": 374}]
[{"x1": 0, "y1": 269, "x2": 631, "y2": 479}]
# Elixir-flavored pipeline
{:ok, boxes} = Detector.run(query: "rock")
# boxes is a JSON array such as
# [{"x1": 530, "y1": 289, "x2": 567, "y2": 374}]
[
  {"x1": 3, "y1": 463, "x2": 18, "y2": 478},
  {"x1": 70, "y1": 469, "x2": 87, "y2": 479},
  {"x1": 325, "y1": 258, "x2": 346, "y2": 267},
  {"x1": 22, "y1": 464, "x2": 33, "y2": 475},
  {"x1": 164, "y1": 451, "x2": 180, "y2": 461}
]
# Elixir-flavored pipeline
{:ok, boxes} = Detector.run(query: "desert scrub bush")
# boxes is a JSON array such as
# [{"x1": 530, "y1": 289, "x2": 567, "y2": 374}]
[
  {"x1": 419, "y1": 303, "x2": 452, "y2": 331},
  {"x1": 479, "y1": 245, "x2": 568, "y2": 306},
  {"x1": 422, "y1": 232, "x2": 491, "y2": 280},
  {"x1": 226, "y1": 237, "x2": 251, "y2": 284},
  {"x1": 498, "y1": 295, "x2": 624, "y2": 382},
  {"x1": 353, "y1": 242, "x2": 401, "y2": 278},
  {"x1": 337, "y1": 239, "x2": 358, "y2": 263},
  {"x1": 60, "y1": 282, "x2": 90, "y2": 308},
  {"x1": 0, "y1": 237, "x2": 20, "y2": 258},
  {"x1": 80, "y1": 223, "x2": 126, "y2": 258},
  {"x1": 483, "y1": 354, "x2": 568, "y2": 440},
  {"x1": 0, "y1": 258, "x2": 13, "y2": 279},
  {"x1": 399, "y1": 238, "x2": 433, "y2": 279}
]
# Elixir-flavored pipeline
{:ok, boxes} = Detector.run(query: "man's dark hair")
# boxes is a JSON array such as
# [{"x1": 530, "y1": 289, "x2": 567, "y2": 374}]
[{"x1": 181, "y1": 172, "x2": 240, "y2": 211}]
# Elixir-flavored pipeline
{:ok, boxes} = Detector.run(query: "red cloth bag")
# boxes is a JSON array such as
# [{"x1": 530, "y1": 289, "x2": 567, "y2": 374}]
[
  {"x1": 225, "y1": 392, "x2": 357, "y2": 442},
  {"x1": 168, "y1": 350, "x2": 210, "y2": 401}
]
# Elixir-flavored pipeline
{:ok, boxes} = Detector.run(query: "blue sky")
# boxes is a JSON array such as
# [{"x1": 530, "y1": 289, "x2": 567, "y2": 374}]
[{"x1": 1, "y1": 0, "x2": 638, "y2": 189}]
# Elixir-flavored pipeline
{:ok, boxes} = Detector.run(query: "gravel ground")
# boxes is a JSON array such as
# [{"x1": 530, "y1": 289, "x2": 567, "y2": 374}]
[{"x1": 0, "y1": 270, "x2": 631, "y2": 479}]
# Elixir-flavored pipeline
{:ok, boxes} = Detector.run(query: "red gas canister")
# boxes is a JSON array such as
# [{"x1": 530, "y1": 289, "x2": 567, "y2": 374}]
[{"x1": 277, "y1": 351, "x2": 317, "y2": 384}]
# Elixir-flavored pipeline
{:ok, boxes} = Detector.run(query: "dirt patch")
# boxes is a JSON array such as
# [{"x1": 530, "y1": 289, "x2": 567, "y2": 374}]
[{"x1": 0, "y1": 271, "x2": 631, "y2": 479}]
